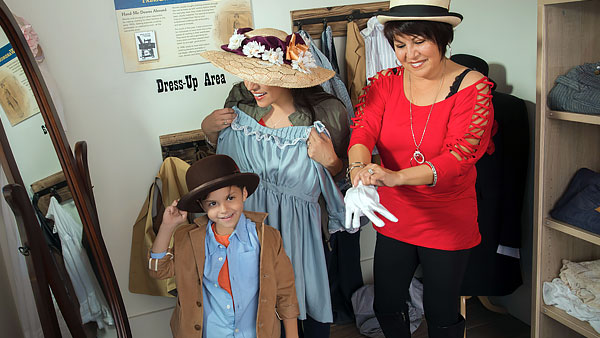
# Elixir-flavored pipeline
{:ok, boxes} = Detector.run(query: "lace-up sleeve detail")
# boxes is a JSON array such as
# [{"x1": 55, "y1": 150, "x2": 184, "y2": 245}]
[
  {"x1": 429, "y1": 77, "x2": 494, "y2": 184},
  {"x1": 348, "y1": 67, "x2": 401, "y2": 152}
]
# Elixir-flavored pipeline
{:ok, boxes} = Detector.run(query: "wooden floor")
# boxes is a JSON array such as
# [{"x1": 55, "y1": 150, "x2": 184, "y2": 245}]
[{"x1": 330, "y1": 297, "x2": 530, "y2": 338}]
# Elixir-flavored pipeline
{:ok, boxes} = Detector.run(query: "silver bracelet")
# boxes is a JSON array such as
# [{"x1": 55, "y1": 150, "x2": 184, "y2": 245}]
[
  {"x1": 424, "y1": 161, "x2": 437, "y2": 187},
  {"x1": 346, "y1": 163, "x2": 365, "y2": 181}
]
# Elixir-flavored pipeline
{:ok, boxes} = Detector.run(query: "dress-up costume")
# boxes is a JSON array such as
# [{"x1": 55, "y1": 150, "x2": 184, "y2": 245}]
[
  {"x1": 350, "y1": 67, "x2": 495, "y2": 250},
  {"x1": 217, "y1": 108, "x2": 347, "y2": 323},
  {"x1": 46, "y1": 197, "x2": 114, "y2": 329}
]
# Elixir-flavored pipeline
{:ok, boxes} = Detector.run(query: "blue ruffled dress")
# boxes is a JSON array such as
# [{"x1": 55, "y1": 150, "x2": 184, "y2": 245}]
[{"x1": 217, "y1": 107, "x2": 346, "y2": 323}]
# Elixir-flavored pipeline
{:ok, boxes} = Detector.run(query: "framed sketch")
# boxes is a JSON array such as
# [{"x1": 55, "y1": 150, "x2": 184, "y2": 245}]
[{"x1": 135, "y1": 31, "x2": 158, "y2": 62}]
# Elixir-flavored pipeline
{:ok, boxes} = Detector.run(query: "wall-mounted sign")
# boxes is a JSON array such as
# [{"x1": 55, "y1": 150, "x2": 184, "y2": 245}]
[
  {"x1": 154, "y1": 72, "x2": 226, "y2": 93},
  {"x1": 0, "y1": 43, "x2": 40, "y2": 126},
  {"x1": 113, "y1": 0, "x2": 253, "y2": 73}
]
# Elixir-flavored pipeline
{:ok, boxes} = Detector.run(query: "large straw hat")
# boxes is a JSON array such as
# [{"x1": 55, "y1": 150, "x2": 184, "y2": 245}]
[
  {"x1": 377, "y1": 0, "x2": 463, "y2": 27},
  {"x1": 177, "y1": 155, "x2": 259, "y2": 213},
  {"x1": 200, "y1": 28, "x2": 334, "y2": 88}
]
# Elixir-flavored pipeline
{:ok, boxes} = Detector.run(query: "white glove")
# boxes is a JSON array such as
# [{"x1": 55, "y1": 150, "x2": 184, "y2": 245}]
[{"x1": 344, "y1": 181, "x2": 398, "y2": 229}]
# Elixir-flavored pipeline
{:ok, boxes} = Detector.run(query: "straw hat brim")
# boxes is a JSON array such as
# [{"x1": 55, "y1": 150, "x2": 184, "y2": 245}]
[
  {"x1": 377, "y1": 14, "x2": 462, "y2": 27},
  {"x1": 177, "y1": 172, "x2": 259, "y2": 213},
  {"x1": 200, "y1": 50, "x2": 335, "y2": 88}
]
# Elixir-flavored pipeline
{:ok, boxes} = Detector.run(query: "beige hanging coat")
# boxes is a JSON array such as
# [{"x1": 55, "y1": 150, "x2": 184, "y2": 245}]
[
  {"x1": 345, "y1": 21, "x2": 367, "y2": 108},
  {"x1": 129, "y1": 157, "x2": 189, "y2": 297}
]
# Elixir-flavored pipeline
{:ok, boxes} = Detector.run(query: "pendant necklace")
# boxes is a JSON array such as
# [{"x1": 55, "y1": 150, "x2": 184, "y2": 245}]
[
  {"x1": 267, "y1": 110, "x2": 288, "y2": 128},
  {"x1": 408, "y1": 61, "x2": 446, "y2": 165}
]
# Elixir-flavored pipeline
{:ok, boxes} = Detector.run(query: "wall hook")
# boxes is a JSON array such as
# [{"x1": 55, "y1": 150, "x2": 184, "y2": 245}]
[{"x1": 50, "y1": 187, "x2": 62, "y2": 203}]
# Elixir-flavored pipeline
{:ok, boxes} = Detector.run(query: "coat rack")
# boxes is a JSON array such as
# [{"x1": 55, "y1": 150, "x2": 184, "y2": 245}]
[
  {"x1": 291, "y1": 2, "x2": 388, "y2": 39},
  {"x1": 159, "y1": 128, "x2": 214, "y2": 165},
  {"x1": 31, "y1": 171, "x2": 73, "y2": 215}
]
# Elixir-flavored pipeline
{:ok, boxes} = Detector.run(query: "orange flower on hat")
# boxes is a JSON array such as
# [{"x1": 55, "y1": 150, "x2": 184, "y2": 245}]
[
  {"x1": 285, "y1": 34, "x2": 308, "y2": 62},
  {"x1": 286, "y1": 34, "x2": 316, "y2": 74}
]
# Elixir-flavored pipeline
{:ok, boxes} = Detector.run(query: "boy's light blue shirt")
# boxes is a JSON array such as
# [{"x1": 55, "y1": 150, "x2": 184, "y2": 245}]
[{"x1": 202, "y1": 212, "x2": 260, "y2": 338}]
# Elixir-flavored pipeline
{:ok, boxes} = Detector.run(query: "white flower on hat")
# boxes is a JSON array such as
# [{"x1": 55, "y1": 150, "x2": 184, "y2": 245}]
[
  {"x1": 291, "y1": 50, "x2": 317, "y2": 74},
  {"x1": 262, "y1": 47, "x2": 284, "y2": 65},
  {"x1": 227, "y1": 29, "x2": 246, "y2": 50},
  {"x1": 242, "y1": 41, "x2": 265, "y2": 58}
]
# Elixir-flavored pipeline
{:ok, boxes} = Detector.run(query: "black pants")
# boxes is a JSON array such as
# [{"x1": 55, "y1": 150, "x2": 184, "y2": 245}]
[{"x1": 373, "y1": 233, "x2": 470, "y2": 334}]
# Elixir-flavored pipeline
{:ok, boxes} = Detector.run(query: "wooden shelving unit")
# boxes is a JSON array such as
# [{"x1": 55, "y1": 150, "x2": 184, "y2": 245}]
[
  {"x1": 532, "y1": 1, "x2": 600, "y2": 337},
  {"x1": 547, "y1": 110, "x2": 600, "y2": 125}
]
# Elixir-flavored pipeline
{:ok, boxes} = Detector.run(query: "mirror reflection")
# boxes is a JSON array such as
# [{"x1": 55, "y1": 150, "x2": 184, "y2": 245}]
[{"x1": 0, "y1": 27, "x2": 118, "y2": 337}]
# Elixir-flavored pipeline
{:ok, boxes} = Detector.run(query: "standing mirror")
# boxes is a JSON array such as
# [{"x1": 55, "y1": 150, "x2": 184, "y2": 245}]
[{"x1": 0, "y1": 1, "x2": 131, "y2": 337}]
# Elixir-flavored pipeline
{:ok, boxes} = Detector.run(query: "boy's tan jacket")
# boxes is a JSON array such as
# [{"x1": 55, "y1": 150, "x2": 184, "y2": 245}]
[{"x1": 148, "y1": 211, "x2": 299, "y2": 338}]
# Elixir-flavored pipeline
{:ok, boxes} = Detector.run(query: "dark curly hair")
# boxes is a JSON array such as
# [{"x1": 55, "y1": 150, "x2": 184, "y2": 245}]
[{"x1": 383, "y1": 20, "x2": 454, "y2": 57}]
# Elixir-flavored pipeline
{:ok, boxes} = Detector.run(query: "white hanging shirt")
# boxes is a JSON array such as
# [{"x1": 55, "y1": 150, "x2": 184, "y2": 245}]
[
  {"x1": 361, "y1": 16, "x2": 398, "y2": 83},
  {"x1": 46, "y1": 197, "x2": 113, "y2": 329}
]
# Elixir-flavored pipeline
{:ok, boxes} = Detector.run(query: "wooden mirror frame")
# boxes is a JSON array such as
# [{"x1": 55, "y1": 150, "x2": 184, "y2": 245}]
[{"x1": 0, "y1": 1, "x2": 131, "y2": 336}]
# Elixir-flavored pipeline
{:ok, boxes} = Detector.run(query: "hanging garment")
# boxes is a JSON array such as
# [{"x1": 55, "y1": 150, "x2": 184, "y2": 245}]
[
  {"x1": 448, "y1": 54, "x2": 526, "y2": 296},
  {"x1": 320, "y1": 25, "x2": 340, "y2": 74},
  {"x1": 345, "y1": 21, "x2": 366, "y2": 108},
  {"x1": 217, "y1": 108, "x2": 347, "y2": 323},
  {"x1": 460, "y1": 86, "x2": 527, "y2": 296},
  {"x1": 46, "y1": 197, "x2": 113, "y2": 329},
  {"x1": 298, "y1": 30, "x2": 355, "y2": 123},
  {"x1": 361, "y1": 17, "x2": 398, "y2": 82},
  {"x1": 129, "y1": 157, "x2": 189, "y2": 297}
]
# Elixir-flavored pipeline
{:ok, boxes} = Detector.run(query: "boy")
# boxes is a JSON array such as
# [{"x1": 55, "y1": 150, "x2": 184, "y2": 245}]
[{"x1": 148, "y1": 154, "x2": 299, "y2": 338}]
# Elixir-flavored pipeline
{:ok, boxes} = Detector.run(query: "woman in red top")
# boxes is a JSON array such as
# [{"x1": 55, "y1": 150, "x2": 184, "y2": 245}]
[{"x1": 347, "y1": 1, "x2": 494, "y2": 337}]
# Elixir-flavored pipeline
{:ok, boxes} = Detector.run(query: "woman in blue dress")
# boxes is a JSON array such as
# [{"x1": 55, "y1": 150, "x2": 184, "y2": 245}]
[{"x1": 201, "y1": 28, "x2": 350, "y2": 337}]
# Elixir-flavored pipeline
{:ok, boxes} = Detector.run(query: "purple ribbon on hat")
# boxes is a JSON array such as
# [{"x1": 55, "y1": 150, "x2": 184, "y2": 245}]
[{"x1": 221, "y1": 28, "x2": 307, "y2": 66}]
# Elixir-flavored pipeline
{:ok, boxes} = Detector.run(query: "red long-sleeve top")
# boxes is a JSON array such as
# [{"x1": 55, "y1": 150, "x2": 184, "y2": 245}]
[{"x1": 349, "y1": 67, "x2": 495, "y2": 250}]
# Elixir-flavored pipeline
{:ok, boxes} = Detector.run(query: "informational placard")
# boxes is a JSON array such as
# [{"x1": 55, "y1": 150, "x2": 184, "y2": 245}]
[
  {"x1": 114, "y1": 0, "x2": 253, "y2": 72},
  {"x1": 0, "y1": 43, "x2": 40, "y2": 126}
]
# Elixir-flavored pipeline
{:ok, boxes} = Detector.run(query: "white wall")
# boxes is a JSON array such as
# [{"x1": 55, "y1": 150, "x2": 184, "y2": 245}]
[{"x1": 2, "y1": 0, "x2": 537, "y2": 334}]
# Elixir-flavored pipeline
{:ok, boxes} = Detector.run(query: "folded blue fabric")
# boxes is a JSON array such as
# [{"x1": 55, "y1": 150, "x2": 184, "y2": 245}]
[
  {"x1": 551, "y1": 168, "x2": 600, "y2": 234},
  {"x1": 547, "y1": 62, "x2": 600, "y2": 115}
]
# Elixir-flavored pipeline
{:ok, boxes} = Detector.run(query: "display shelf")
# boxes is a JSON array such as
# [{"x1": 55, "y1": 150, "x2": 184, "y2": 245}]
[
  {"x1": 542, "y1": 305, "x2": 600, "y2": 338},
  {"x1": 546, "y1": 218, "x2": 600, "y2": 246},
  {"x1": 547, "y1": 110, "x2": 600, "y2": 126},
  {"x1": 533, "y1": 0, "x2": 600, "y2": 337}
]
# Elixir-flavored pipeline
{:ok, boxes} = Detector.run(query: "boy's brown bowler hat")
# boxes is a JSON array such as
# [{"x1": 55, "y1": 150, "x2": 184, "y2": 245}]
[{"x1": 177, "y1": 154, "x2": 259, "y2": 213}]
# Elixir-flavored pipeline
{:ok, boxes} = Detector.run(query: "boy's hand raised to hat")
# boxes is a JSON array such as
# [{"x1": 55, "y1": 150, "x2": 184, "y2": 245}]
[
  {"x1": 161, "y1": 200, "x2": 188, "y2": 230},
  {"x1": 201, "y1": 108, "x2": 237, "y2": 144},
  {"x1": 152, "y1": 200, "x2": 188, "y2": 255}
]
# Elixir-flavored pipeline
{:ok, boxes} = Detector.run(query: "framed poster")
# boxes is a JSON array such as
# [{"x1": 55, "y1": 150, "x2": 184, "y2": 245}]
[
  {"x1": 0, "y1": 42, "x2": 40, "y2": 126},
  {"x1": 114, "y1": 0, "x2": 253, "y2": 72}
]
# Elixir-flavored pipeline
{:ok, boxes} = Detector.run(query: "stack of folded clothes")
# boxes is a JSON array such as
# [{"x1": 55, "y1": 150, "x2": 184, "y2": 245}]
[
  {"x1": 551, "y1": 168, "x2": 600, "y2": 234},
  {"x1": 543, "y1": 259, "x2": 600, "y2": 333}
]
